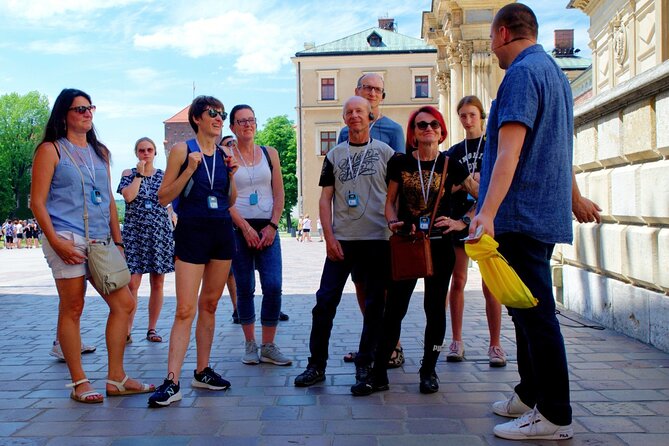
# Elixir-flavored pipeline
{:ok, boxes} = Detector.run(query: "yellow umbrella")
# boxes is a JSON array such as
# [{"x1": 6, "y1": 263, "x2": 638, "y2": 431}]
[{"x1": 464, "y1": 234, "x2": 538, "y2": 309}]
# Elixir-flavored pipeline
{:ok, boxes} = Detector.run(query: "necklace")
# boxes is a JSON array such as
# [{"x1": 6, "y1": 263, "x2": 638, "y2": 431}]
[
  {"x1": 464, "y1": 135, "x2": 484, "y2": 176},
  {"x1": 235, "y1": 145, "x2": 257, "y2": 186}
]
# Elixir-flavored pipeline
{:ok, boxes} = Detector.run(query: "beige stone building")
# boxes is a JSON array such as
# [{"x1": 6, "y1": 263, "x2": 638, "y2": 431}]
[
  {"x1": 291, "y1": 19, "x2": 438, "y2": 220},
  {"x1": 561, "y1": 0, "x2": 669, "y2": 352}
]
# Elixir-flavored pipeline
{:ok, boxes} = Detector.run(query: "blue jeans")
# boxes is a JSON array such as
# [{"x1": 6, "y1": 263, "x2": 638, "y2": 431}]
[
  {"x1": 308, "y1": 240, "x2": 389, "y2": 370},
  {"x1": 232, "y1": 230, "x2": 282, "y2": 327},
  {"x1": 497, "y1": 232, "x2": 572, "y2": 426}
]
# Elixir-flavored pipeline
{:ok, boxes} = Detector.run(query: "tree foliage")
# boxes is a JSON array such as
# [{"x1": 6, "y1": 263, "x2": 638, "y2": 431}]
[
  {"x1": 0, "y1": 91, "x2": 50, "y2": 219},
  {"x1": 255, "y1": 115, "x2": 297, "y2": 227}
]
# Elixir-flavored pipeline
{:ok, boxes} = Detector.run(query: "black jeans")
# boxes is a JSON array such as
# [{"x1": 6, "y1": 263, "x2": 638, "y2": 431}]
[
  {"x1": 497, "y1": 232, "x2": 572, "y2": 426},
  {"x1": 375, "y1": 237, "x2": 455, "y2": 375},
  {"x1": 308, "y1": 240, "x2": 389, "y2": 370}
]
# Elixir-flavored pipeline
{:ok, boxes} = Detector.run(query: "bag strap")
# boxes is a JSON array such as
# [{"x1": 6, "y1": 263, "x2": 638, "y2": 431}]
[
  {"x1": 59, "y1": 142, "x2": 91, "y2": 243},
  {"x1": 427, "y1": 154, "x2": 449, "y2": 234}
]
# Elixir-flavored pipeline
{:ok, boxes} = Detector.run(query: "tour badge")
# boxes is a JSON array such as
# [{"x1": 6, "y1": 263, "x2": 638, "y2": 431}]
[
  {"x1": 91, "y1": 188, "x2": 102, "y2": 205},
  {"x1": 207, "y1": 195, "x2": 219, "y2": 209},
  {"x1": 249, "y1": 191, "x2": 259, "y2": 206},
  {"x1": 347, "y1": 192, "x2": 359, "y2": 207},
  {"x1": 419, "y1": 216, "x2": 430, "y2": 231},
  {"x1": 144, "y1": 200, "x2": 153, "y2": 209}
]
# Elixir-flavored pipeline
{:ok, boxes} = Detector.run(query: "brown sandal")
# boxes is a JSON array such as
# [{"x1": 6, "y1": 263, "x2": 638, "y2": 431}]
[{"x1": 146, "y1": 329, "x2": 162, "y2": 343}]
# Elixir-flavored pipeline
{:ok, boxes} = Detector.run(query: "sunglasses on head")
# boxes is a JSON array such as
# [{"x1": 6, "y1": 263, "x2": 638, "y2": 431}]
[
  {"x1": 68, "y1": 105, "x2": 96, "y2": 114},
  {"x1": 205, "y1": 108, "x2": 228, "y2": 120},
  {"x1": 415, "y1": 120, "x2": 440, "y2": 130}
]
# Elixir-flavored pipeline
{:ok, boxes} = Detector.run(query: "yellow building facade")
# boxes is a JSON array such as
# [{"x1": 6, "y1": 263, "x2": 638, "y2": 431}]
[{"x1": 292, "y1": 21, "x2": 438, "y2": 220}]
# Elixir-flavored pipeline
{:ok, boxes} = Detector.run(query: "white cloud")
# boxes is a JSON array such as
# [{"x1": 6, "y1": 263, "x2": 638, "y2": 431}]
[
  {"x1": 2, "y1": 0, "x2": 148, "y2": 21},
  {"x1": 27, "y1": 37, "x2": 89, "y2": 55}
]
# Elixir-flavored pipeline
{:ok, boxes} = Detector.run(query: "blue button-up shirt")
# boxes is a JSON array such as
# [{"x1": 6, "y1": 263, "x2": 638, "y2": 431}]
[{"x1": 479, "y1": 44, "x2": 573, "y2": 244}]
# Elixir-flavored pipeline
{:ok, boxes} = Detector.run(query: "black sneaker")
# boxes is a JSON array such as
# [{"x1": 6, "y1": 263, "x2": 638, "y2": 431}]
[
  {"x1": 148, "y1": 376, "x2": 182, "y2": 407},
  {"x1": 279, "y1": 312, "x2": 289, "y2": 322},
  {"x1": 419, "y1": 369, "x2": 440, "y2": 394},
  {"x1": 351, "y1": 365, "x2": 374, "y2": 396},
  {"x1": 192, "y1": 367, "x2": 231, "y2": 390},
  {"x1": 232, "y1": 310, "x2": 240, "y2": 324},
  {"x1": 294, "y1": 365, "x2": 325, "y2": 387}
]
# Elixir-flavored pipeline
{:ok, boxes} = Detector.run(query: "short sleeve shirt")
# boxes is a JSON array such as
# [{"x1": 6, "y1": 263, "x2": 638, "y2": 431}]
[
  {"x1": 478, "y1": 45, "x2": 574, "y2": 244},
  {"x1": 319, "y1": 139, "x2": 395, "y2": 241},
  {"x1": 446, "y1": 136, "x2": 485, "y2": 219}
]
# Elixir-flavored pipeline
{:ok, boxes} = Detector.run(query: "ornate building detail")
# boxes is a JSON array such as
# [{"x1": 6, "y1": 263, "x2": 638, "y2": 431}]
[
  {"x1": 458, "y1": 41, "x2": 473, "y2": 65},
  {"x1": 447, "y1": 42, "x2": 462, "y2": 64},
  {"x1": 612, "y1": 12, "x2": 627, "y2": 65},
  {"x1": 435, "y1": 70, "x2": 451, "y2": 92}
]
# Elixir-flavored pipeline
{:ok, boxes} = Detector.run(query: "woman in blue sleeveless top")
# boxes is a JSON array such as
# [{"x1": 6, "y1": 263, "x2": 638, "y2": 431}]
[
  {"x1": 149, "y1": 95, "x2": 239, "y2": 408},
  {"x1": 31, "y1": 88, "x2": 155, "y2": 403}
]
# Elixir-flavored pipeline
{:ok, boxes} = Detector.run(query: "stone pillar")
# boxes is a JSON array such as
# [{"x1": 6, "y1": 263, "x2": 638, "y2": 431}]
[
  {"x1": 459, "y1": 41, "x2": 473, "y2": 100},
  {"x1": 448, "y1": 42, "x2": 463, "y2": 142},
  {"x1": 435, "y1": 70, "x2": 451, "y2": 147}
]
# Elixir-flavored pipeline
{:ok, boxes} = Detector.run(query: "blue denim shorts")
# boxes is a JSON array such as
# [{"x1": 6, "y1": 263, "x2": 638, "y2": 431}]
[{"x1": 174, "y1": 217, "x2": 235, "y2": 264}]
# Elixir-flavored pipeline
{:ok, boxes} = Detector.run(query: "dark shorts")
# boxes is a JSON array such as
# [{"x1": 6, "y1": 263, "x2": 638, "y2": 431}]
[
  {"x1": 16, "y1": 233, "x2": 23, "y2": 239},
  {"x1": 5, "y1": 236, "x2": 13, "y2": 243},
  {"x1": 303, "y1": 228, "x2": 310, "y2": 233},
  {"x1": 174, "y1": 216, "x2": 235, "y2": 264},
  {"x1": 451, "y1": 227, "x2": 469, "y2": 248}
]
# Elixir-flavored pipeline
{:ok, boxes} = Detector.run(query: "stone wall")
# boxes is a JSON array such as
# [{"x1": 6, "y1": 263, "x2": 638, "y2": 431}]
[{"x1": 554, "y1": 60, "x2": 669, "y2": 352}]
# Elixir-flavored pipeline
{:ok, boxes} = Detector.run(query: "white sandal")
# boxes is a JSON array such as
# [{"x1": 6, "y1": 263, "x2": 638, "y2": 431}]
[
  {"x1": 106, "y1": 375, "x2": 155, "y2": 396},
  {"x1": 67, "y1": 378, "x2": 103, "y2": 404}
]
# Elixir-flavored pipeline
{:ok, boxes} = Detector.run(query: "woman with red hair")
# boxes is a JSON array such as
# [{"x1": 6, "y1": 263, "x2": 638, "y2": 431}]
[{"x1": 368, "y1": 106, "x2": 479, "y2": 395}]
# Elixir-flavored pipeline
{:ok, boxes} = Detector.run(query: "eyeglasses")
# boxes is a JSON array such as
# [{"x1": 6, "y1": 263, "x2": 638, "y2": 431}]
[
  {"x1": 236, "y1": 118, "x2": 257, "y2": 126},
  {"x1": 68, "y1": 105, "x2": 96, "y2": 114},
  {"x1": 415, "y1": 120, "x2": 441, "y2": 130},
  {"x1": 222, "y1": 139, "x2": 236, "y2": 147},
  {"x1": 205, "y1": 108, "x2": 228, "y2": 120},
  {"x1": 360, "y1": 84, "x2": 384, "y2": 95}
]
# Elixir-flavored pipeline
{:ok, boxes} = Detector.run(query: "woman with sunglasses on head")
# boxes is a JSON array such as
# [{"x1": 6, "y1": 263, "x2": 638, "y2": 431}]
[
  {"x1": 444, "y1": 96, "x2": 506, "y2": 367},
  {"x1": 364, "y1": 106, "x2": 479, "y2": 396},
  {"x1": 31, "y1": 88, "x2": 155, "y2": 403},
  {"x1": 117, "y1": 137, "x2": 175, "y2": 345},
  {"x1": 148, "y1": 95, "x2": 239, "y2": 407},
  {"x1": 228, "y1": 105, "x2": 291, "y2": 367}
]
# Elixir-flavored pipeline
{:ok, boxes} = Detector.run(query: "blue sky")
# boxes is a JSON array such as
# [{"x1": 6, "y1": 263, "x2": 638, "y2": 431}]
[{"x1": 0, "y1": 0, "x2": 589, "y2": 195}]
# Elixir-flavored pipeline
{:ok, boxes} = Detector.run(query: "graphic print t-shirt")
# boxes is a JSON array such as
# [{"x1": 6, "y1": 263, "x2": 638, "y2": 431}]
[
  {"x1": 387, "y1": 151, "x2": 468, "y2": 237},
  {"x1": 319, "y1": 139, "x2": 395, "y2": 241}
]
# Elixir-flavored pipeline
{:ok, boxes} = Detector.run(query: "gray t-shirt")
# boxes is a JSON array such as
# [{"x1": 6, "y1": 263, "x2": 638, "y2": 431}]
[{"x1": 319, "y1": 139, "x2": 395, "y2": 241}]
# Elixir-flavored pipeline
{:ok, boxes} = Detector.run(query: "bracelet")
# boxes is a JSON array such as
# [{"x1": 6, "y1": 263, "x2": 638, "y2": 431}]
[
  {"x1": 114, "y1": 242, "x2": 125, "y2": 248},
  {"x1": 267, "y1": 221, "x2": 278, "y2": 231}
]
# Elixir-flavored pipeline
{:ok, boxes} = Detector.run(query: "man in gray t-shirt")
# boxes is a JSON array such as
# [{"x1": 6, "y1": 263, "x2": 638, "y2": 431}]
[{"x1": 294, "y1": 96, "x2": 394, "y2": 396}]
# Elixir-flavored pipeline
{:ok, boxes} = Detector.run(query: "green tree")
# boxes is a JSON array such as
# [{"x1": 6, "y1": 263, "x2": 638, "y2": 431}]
[
  {"x1": 255, "y1": 115, "x2": 297, "y2": 229},
  {"x1": 0, "y1": 91, "x2": 50, "y2": 219}
]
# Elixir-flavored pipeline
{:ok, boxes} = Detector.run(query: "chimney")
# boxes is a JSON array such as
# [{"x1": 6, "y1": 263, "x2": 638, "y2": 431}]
[
  {"x1": 553, "y1": 29, "x2": 574, "y2": 57},
  {"x1": 378, "y1": 18, "x2": 395, "y2": 31}
]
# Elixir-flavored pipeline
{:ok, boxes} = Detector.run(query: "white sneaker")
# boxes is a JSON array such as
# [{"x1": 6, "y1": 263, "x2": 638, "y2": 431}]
[
  {"x1": 445, "y1": 340, "x2": 465, "y2": 362},
  {"x1": 260, "y1": 342, "x2": 292, "y2": 366},
  {"x1": 242, "y1": 340, "x2": 260, "y2": 365},
  {"x1": 492, "y1": 392, "x2": 532, "y2": 418},
  {"x1": 50, "y1": 341, "x2": 97, "y2": 362},
  {"x1": 494, "y1": 407, "x2": 573, "y2": 440},
  {"x1": 488, "y1": 345, "x2": 507, "y2": 367}
]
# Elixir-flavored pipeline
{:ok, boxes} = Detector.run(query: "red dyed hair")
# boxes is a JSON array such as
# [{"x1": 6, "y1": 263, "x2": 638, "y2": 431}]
[{"x1": 405, "y1": 105, "x2": 448, "y2": 153}]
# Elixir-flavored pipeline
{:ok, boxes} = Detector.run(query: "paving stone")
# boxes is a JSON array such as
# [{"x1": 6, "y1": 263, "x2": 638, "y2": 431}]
[
  {"x1": 581, "y1": 402, "x2": 656, "y2": 416},
  {"x1": 578, "y1": 416, "x2": 645, "y2": 433}
]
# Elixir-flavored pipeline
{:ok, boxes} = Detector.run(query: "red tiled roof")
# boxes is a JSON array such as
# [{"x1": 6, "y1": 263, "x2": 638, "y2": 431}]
[{"x1": 164, "y1": 105, "x2": 190, "y2": 123}]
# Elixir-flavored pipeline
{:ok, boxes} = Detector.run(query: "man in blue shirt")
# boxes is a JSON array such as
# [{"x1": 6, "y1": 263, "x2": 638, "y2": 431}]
[{"x1": 470, "y1": 3, "x2": 598, "y2": 441}]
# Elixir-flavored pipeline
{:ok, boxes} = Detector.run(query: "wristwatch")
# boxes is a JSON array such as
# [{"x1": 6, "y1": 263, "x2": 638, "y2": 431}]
[
  {"x1": 135, "y1": 172, "x2": 144, "y2": 178},
  {"x1": 461, "y1": 215, "x2": 471, "y2": 225}
]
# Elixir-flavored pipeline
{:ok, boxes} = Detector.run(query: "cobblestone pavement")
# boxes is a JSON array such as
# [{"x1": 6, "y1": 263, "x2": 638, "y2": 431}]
[{"x1": 0, "y1": 237, "x2": 667, "y2": 445}]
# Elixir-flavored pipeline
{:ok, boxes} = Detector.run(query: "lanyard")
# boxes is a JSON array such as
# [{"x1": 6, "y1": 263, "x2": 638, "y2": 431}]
[
  {"x1": 66, "y1": 139, "x2": 96, "y2": 185},
  {"x1": 346, "y1": 139, "x2": 370, "y2": 185},
  {"x1": 464, "y1": 136, "x2": 484, "y2": 176},
  {"x1": 234, "y1": 145, "x2": 256, "y2": 186},
  {"x1": 195, "y1": 140, "x2": 216, "y2": 190},
  {"x1": 417, "y1": 152, "x2": 438, "y2": 206}
]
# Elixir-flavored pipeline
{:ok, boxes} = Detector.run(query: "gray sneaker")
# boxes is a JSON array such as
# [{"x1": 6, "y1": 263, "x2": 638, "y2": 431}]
[
  {"x1": 242, "y1": 340, "x2": 260, "y2": 365},
  {"x1": 260, "y1": 343, "x2": 292, "y2": 366}
]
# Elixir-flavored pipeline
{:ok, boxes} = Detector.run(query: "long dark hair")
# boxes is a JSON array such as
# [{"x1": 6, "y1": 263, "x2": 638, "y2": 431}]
[{"x1": 40, "y1": 88, "x2": 110, "y2": 163}]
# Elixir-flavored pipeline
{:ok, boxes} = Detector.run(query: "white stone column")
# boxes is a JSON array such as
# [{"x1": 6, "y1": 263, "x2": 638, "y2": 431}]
[
  {"x1": 436, "y1": 70, "x2": 451, "y2": 147},
  {"x1": 448, "y1": 43, "x2": 463, "y2": 142}
]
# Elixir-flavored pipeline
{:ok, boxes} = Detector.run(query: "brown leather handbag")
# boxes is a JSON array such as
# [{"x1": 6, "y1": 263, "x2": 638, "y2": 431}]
[{"x1": 389, "y1": 156, "x2": 449, "y2": 281}]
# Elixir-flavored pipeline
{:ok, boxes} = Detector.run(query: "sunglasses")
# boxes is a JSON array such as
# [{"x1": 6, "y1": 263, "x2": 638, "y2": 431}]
[
  {"x1": 205, "y1": 108, "x2": 228, "y2": 120},
  {"x1": 222, "y1": 140, "x2": 236, "y2": 147},
  {"x1": 415, "y1": 120, "x2": 441, "y2": 130},
  {"x1": 68, "y1": 105, "x2": 96, "y2": 114},
  {"x1": 236, "y1": 118, "x2": 257, "y2": 126}
]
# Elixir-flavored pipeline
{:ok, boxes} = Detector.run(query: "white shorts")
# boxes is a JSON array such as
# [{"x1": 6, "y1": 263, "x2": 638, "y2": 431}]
[{"x1": 42, "y1": 231, "x2": 91, "y2": 280}]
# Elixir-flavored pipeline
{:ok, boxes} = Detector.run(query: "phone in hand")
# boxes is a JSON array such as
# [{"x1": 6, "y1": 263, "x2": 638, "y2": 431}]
[{"x1": 460, "y1": 225, "x2": 484, "y2": 242}]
